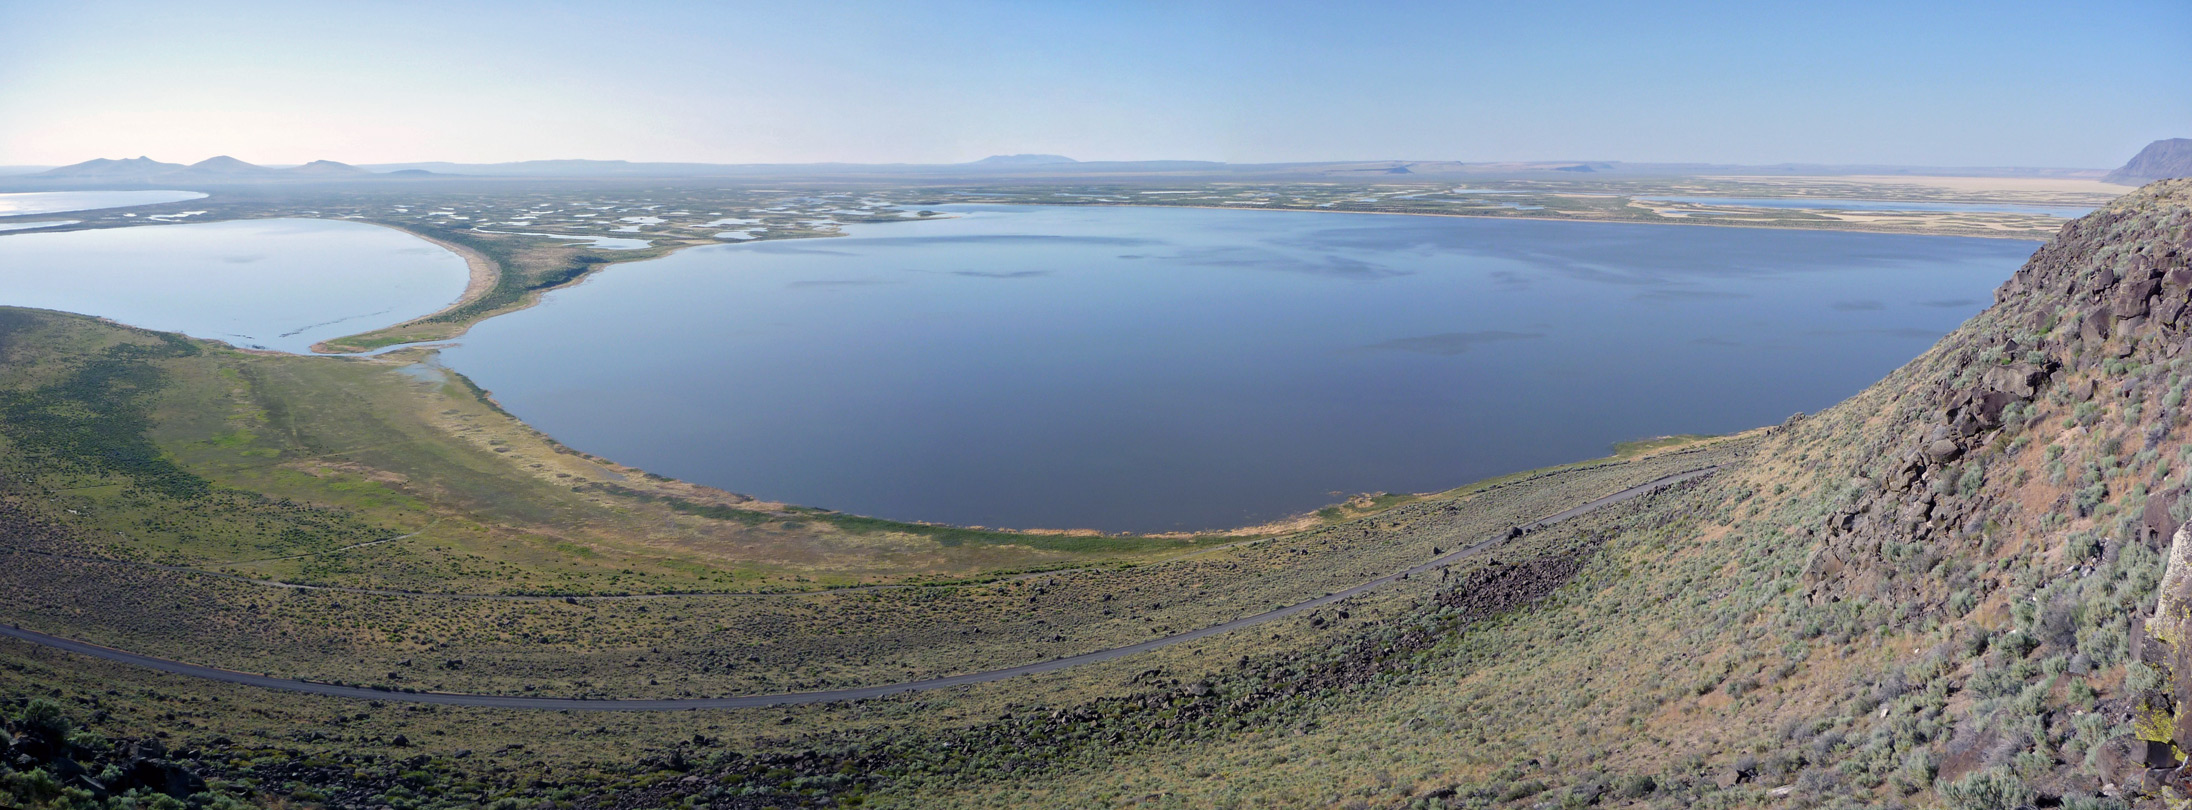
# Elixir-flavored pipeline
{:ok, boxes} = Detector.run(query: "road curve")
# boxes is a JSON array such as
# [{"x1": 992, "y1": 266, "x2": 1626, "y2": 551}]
[{"x1": 0, "y1": 467, "x2": 1716, "y2": 711}]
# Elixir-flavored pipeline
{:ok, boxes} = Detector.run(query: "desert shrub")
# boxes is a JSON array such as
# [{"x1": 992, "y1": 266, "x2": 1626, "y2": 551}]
[
  {"x1": 1903, "y1": 748, "x2": 1937, "y2": 786},
  {"x1": 1939, "y1": 766, "x2": 2034, "y2": 810},
  {"x1": 19, "y1": 698, "x2": 72, "y2": 739},
  {"x1": 1612, "y1": 774, "x2": 1656, "y2": 799}
]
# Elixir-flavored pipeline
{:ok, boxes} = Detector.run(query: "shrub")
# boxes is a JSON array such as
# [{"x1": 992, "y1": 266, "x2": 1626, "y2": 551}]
[
  {"x1": 20, "y1": 698, "x2": 72, "y2": 739},
  {"x1": 1939, "y1": 767, "x2": 2034, "y2": 810}
]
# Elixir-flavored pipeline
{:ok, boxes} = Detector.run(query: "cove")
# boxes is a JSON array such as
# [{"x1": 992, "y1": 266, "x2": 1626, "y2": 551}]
[
  {"x1": 0, "y1": 219, "x2": 469, "y2": 353},
  {"x1": 438, "y1": 205, "x2": 2039, "y2": 533}
]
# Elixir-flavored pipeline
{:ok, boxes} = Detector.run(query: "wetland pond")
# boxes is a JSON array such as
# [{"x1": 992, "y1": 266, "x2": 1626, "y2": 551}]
[
  {"x1": 0, "y1": 218, "x2": 468, "y2": 353},
  {"x1": 438, "y1": 205, "x2": 2039, "y2": 532}
]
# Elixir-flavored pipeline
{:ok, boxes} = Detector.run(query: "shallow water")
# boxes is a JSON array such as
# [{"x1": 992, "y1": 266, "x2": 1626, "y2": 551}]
[
  {"x1": 0, "y1": 190, "x2": 209, "y2": 216},
  {"x1": 0, "y1": 220, "x2": 78, "y2": 232},
  {"x1": 0, "y1": 219, "x2": 468, "y2": 353},
  {"x1": 474, "y1": 229, "x2": 652, "y2": 250},
  {"x1": 440, "y1": 205, "x2": 2037, "y2": 532},
  {"x1": 1637, "y1": 195, "x2": 2095, "y2": 217}
]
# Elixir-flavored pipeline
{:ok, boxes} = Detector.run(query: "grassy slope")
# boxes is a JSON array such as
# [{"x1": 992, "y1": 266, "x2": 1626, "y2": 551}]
[{"x1": 0, "y1": 308, "x2": 1216, "y2": 597}]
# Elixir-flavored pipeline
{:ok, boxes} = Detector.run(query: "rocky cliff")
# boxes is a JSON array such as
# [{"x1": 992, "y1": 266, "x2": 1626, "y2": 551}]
[{"x1": 1765, "y1": 178, "x2": 2192, "y2": 802}]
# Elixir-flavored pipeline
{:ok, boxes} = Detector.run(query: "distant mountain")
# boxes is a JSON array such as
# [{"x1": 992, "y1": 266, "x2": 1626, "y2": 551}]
[
  {"x1": 17, "y1": 156, "x2": 429, "y2": 185},
  {"x1": 34, "y1": 156, "x2": 187, "y2": 179},
  {"x1": 13, "y1": 154, "x2": 2113, "y2": 186},
  {"x1": 2105, "y1": 138, "x2": 2192, "y2": 185},
  {"x1": 971, "y1": 154, "x2": 1079, "y2": 165},
  {"x1": 284, "y1": 159, "x2": 370, "y2": 176},
  {"x1": 173, "y1": 155, "x2": 276, "y2": 177},
  {"x1": 356, "y1": 157, "x2": 1228, "y2": 177}
]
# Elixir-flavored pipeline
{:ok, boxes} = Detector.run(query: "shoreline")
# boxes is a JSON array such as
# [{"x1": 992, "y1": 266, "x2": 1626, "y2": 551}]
[
  {"x1": 283, "y1": 200, "x2": 1998, "y2": 546},
  {"x1": 1006, "y1": 200, "x2": 2063, "y2": 242},
  {"x1": 310, "y1": 194, "x2": 2064, "y2": 354},
  {"x1": 186, "y1": 199, "x2": 2036, "y2": 551},
  {"x1": 308, "y1": 226, "x2": 715, "y2": 354},
  {"x1": 356, "y1": 221, "x2": 502, "y2": 325},
  {"x1": 306, "y1": 221, "x2": 517, "y2": 354}
]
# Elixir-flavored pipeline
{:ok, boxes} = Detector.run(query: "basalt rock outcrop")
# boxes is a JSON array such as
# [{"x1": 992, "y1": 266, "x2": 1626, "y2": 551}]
[
  {"x1": 1795, "y1": 180, "x2": 2192, "y2": 800},
  {"x1": 1804, "y1": 182, "x2": 2192, "y2": 603}
]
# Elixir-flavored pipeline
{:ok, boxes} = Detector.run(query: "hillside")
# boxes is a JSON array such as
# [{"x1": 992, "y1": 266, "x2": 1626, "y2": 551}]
[
  {"x1": 2107, "y1": 139, "x2": 2192, "y2": 185},
  {"x1": 1, "y1": 181, "x2": 2191, "y2": 808}
]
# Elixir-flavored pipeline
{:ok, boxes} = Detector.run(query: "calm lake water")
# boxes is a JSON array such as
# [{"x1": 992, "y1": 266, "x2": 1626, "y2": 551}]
[
  {"x1": 1636, "y1": 196, "x2": 2095, "y2": 217},
  {"x1": 0, "y1": 219, "x2": 468, "y2": 353},
  {"x1": 441, "y1": 205, "x2": 2037, "y2": 532},
  {"x1": 0, "y1": 190, "x2": 209, "y2": 216}
]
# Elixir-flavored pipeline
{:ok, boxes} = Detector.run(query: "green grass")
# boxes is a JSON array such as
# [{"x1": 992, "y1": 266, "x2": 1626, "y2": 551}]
[{"x1": 0, "y1": 308, "x2": 1218, "y2": 595}]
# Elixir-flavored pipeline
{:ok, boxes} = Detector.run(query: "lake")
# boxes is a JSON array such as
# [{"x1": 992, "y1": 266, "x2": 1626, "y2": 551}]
[
  {"x1": 1636, "y1": 196, "x2": 2095, "y2": 217},
  {"x1": 440, "y1": 205, "x2": 2037, "y2": 532},
  {"x1": 0, "y1": 190, "x2": 209, "y2": 216},
  {"x1": 0, "y1": 219, "x2": 468, "y2": 353}
]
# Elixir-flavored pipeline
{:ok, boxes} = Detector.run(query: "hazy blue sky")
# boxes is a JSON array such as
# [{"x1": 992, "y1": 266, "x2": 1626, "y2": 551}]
[{"x1": 1, "y1": 0, "x2": 2186, "y2": 168}]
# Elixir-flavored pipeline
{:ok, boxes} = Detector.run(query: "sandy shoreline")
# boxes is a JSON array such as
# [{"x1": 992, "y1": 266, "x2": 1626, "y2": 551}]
[{"x1": 308, "y1": 221, "x2": 502, "y2": 353}]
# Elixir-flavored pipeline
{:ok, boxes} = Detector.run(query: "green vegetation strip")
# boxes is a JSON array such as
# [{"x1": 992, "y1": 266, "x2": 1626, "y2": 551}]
[{"x1": 0, "y1": 467, "x2": 1713, "y2": 709}]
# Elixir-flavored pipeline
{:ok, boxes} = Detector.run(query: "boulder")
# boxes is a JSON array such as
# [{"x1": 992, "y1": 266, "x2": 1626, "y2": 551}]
[
  {"x1": 2118, "y1": 279, "x2": 2163, "y2": 318},
  {"x1": 1981, "y1": 363, "x2": 2049, "y2": 399},
  {"x1": 2084, "y1": 307, "x2": 2115, "y2": 342},
  {"x1": 1924, "y1": 439, "x2": 1963, "y2": 463},
  {"x1": 120, "y1": 757, "x2": 205, "y2": 798},
  {"x1": 1889, "y1": 460, "x2": 1924, "y2": 491},
  {"x1": 1951, "y1": 410, "x2": 1985, "y2": 438},
  {"x1": 2170, "y1": 265, "x2": 2192, "y2": 289},
  {"x1": 2149, "y1": 739, "x2": 2183, "y2": 769},
  {"x1": 2094, "y1": 737, "x2": 2149, "y2": 792},
  {"x1": 1973, "y1": 391, "x2": 2018, "y2": 427},
  {"x1": 2161, "y1": 297, "x2": 2189, "y2": 327}
]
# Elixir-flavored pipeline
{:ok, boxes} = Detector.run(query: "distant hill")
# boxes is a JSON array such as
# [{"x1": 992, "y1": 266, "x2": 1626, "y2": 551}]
[
  {"x1": 971, "y1": 154, "x2": 1079, "y2": 165},
  {"x1": 2105, "y1": 138, "x2": 2192, "y2": 184},
  {"x1": 14, "y1": 154, "x2": 2114, "y2": 186},
  {"x1": 284, "y1": 159, "x2": 370, "y2": 176},
  {"x1": 35, "y1": 156, "x2": 188, "y2": 179},
  {"x1": 23, "y1": 156, "x2": 414, "y2": 185},
  {"x1": 173, "y1": 155, "x2": 275, "y2": 177}
]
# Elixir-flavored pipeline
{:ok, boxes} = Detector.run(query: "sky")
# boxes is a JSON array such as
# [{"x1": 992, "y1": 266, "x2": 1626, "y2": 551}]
[{"x1": 0, "y1": 0, "x2": 2187, "y2": 169}]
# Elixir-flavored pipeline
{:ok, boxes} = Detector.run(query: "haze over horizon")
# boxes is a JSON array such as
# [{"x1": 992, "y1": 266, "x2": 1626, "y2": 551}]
[{"x1": 3, "y1": 0, "x2": 2188, "y2": 170}]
